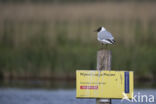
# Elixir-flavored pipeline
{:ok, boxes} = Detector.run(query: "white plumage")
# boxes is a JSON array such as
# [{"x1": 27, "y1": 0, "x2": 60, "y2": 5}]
[{"x1": 96, "y1": 27, "x2": 115, "y2": 44}]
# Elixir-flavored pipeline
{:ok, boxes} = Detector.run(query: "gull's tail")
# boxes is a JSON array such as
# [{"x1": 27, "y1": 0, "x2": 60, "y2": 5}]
[{"x1": 106, "y1": 39, "x2": 116, "y2": 44}]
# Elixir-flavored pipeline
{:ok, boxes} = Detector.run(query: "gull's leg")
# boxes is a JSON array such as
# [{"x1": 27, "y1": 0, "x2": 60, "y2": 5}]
[
  {"x1": 100, "y1": 43, "x2": 103, "y2": 49},
  {"x1": 106, "y1": 44, "x2": 108, "y2": 49},
  {"x1": 102, "y1": 44, "x2": 105, "y2": 49}
]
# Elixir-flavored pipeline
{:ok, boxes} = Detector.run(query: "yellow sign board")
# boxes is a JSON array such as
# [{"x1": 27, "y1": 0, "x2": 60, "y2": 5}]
[{"x1": 76, "y1": 70, "x2": 133, "y2": 99}]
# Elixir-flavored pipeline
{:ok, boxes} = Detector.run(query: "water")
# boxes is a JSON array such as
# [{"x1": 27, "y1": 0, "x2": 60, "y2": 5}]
[{"x1": 0, "y1": 88, "x2": 156, "y2": 104}]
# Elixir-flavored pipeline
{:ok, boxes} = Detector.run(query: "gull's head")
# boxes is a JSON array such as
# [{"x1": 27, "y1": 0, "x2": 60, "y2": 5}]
[{"x1": 95, "y1": 26, "x2": 106, "y2": 32}]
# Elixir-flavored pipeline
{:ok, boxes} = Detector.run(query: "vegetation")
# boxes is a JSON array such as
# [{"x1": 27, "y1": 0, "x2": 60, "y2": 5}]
[{"x1": 0, "y1": 2, "x2": 156, "y2": 81}]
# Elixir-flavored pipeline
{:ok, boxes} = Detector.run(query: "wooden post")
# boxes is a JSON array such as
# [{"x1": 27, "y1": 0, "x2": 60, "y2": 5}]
[{"x1": 96, "y1": 49, "x2": 112, "y2": 104}]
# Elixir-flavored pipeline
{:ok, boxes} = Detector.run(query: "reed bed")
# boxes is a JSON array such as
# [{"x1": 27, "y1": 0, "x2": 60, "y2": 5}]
[{"x1": 0, "y1": 2, "x2": 156, "y2": 80}]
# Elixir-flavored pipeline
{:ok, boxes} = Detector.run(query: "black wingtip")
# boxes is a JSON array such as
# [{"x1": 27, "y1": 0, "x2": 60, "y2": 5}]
[
  {"x1": 106, "y1": 39, "x2": 116, "y2": 44},
  {"x1": 112, "y1": 40, "x2": 116, "y2": 44}
]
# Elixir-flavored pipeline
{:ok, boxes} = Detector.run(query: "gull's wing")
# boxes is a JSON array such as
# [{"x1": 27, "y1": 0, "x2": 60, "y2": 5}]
[
  {"x1": 98, "y1": 30, "x2": 114, "y2": 40},
  {"x1": 105, "y1": 30, "x2": 114, "y2": 39}
]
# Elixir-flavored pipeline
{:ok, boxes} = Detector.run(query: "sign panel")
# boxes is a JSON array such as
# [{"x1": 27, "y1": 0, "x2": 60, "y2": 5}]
[{"x1": 76, "y1": 70, "x2": 133, "y2": 99}]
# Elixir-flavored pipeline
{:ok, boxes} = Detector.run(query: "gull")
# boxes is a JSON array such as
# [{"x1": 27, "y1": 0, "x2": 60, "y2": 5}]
[
  {"x1": 95, "y1": 26, "x2": 115, "y2": 45},
  {"x1": 95, "y1": 26, "x2": 115, "y2": 80}
]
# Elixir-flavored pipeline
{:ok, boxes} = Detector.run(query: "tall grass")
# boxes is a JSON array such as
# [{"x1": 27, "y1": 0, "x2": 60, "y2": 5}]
[{"x1": 0, "y1": 2, "x2": 156, "y2": 80}]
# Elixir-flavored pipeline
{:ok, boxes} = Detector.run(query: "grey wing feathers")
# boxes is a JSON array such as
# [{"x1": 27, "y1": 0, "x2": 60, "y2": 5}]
[
  {"x1": 105, "y1": 30, "x2": 114, "y2": 39},
  {"x1": 98, "y1": 30, "x2": 114, "y2": 40}
]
